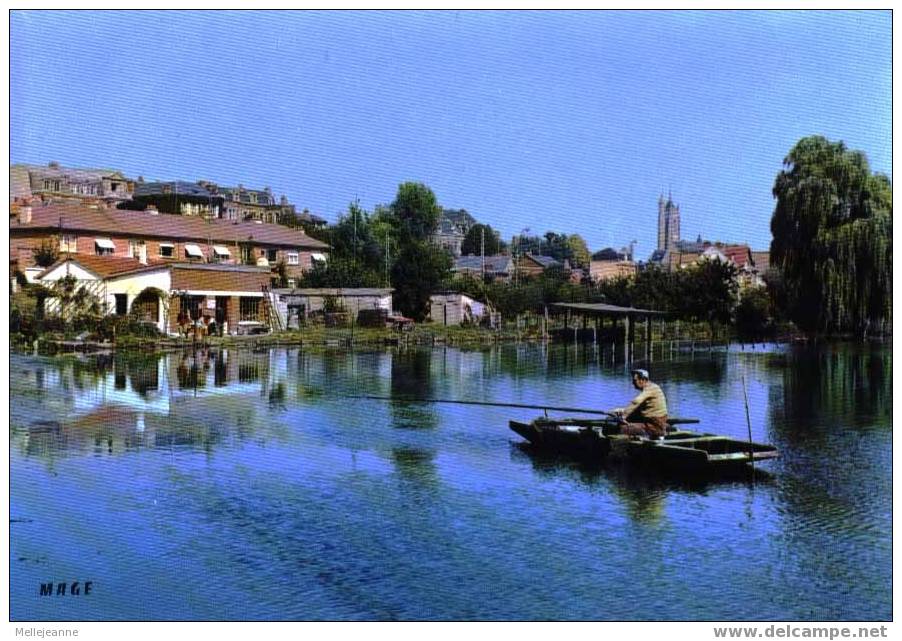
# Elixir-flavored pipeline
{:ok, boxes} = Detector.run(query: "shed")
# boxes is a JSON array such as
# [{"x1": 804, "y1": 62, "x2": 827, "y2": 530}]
[
  {"x1": 271, "y1": 288, "x2": 393, "y2": 328},
  {"x1": 429, "y1": 293, "x2": 490, "y2": 326}
]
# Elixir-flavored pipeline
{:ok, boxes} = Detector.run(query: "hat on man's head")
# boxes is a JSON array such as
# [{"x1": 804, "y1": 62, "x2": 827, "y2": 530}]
[{"x1": 631, "y1": 369, "x2": 649, "y2": 380}]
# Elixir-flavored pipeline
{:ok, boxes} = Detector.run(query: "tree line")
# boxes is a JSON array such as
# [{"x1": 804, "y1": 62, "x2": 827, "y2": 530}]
[{"x1": 297, "y1": 135, "x2": 891, "y2": 338}]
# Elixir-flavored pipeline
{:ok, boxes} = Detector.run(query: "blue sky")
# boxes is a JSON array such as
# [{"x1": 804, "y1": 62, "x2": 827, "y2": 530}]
[{"x1": 10, "y1": 10, "x2": 891, "y2": 257}]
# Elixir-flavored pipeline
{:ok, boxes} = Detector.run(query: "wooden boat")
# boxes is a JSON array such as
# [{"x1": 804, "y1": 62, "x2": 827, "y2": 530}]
[{"x1": 509, "y1": 417, "x2": 778, "y2": 473}]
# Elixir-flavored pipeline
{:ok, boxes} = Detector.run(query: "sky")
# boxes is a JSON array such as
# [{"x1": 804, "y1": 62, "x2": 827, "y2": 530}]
[{"x1": 10, "y1": 10, "x2": 892, "y2": 258}]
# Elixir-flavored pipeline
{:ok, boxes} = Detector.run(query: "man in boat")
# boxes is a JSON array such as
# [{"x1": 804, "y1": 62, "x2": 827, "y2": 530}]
[{"x1": 612, "y1": 369, "x2": 669, "y2": 439}]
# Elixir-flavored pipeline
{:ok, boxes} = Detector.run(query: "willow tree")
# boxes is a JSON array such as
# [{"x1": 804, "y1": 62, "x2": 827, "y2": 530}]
[{"x1": 771, "y1": 136, "x2": 892, "y2": 337}]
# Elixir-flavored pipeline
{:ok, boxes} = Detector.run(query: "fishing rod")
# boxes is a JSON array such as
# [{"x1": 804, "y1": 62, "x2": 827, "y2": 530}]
[{"x1": 344, "y1": 394, "x2": 700, "y2": 424}]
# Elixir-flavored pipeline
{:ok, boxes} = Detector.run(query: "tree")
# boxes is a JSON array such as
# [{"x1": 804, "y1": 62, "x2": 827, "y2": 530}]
[
  {"x1": 390, "y1": 242, "x2": 452, "y2": 321},
  {"x1": 461, "y1": 223, "x2": 506, "y2": 256},
  {"x1": 299, "y1": 257, "x2": 383, "y2": 289},
  {"x1": 592, "y1": 247, "x2": 625, "y2": 261},
  {"x1": 391, "y1": 182, "x2": 442, "y2": 241},
  {"x1": 735, "y1": 286, "x2": 772, "y2": 338},
  {"x1": 680, "y1": 258, "x2": 740, "y2": 335},
  {"x1": 566, "y1": 234, "x2": 590, "y2": 269},
  {"x1": 384, "y1": 183, "x2": 452, "y2": 319},
  {"x1": 771, "y1": 136, "x2": 892, "y2": 336},
  {"x1": 34, "y1": 237, "x2": 59, "y2": 268}
]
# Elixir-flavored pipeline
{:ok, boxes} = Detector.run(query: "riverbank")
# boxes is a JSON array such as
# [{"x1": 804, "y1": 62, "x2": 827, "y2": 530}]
[
  {"x1": 16, "y1": 323, "x2": 531, "y2": 355},
  {"x1": 14, "y1": 317, "x2": 865, "y2": 356}
]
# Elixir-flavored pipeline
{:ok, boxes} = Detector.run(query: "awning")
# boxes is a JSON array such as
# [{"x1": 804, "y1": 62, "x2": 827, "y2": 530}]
[
  {"x1": 159, "y1": 242, "x2": 175, "y2": 248},
  {"x1": 311, "y1": 253, "x2": 327, "y2": 262},
  {"x1": 212, "y1": 245, "x2": 231, "y2": 257},
  {"x1": 94, "y1": 238, "x2": 115, "y2": 250},
  {"x1": 184, "y1": 244, "x2": 204, "y2": 258}
]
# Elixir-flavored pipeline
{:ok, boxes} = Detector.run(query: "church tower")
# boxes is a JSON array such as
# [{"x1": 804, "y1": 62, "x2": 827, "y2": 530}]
[{"x1": 657, "y1": 191, "x2": 681, "y2": 252}]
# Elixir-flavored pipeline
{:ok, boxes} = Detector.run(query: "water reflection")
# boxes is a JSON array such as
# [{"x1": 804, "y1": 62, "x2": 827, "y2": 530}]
[
  {"x1": 389, "y1": 349, "x2": 437, "y2": 430},
  {"x1": 9, "y1": 342, "x2": 892, "y2": 621}
]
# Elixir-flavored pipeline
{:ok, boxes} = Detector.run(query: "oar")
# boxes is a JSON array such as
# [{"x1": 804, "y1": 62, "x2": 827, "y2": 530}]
[{"x1": 344, "y1": 394, "x2": 700, "y2": 424}]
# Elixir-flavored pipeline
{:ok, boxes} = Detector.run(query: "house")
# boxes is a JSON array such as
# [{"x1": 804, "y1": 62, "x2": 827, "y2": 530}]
[
  {"x1": 10, "y1": 162, "x2": 135, "y2": 205},
  {"x1": 270, "y1": 288, "x2": 393, "y2": 328},
  {"x1": 132, "y1": 180, "x2": 224, "y2": 219},
  {"x1": 589, "y1": 260, "x2": 638, "y2": 282},
  {"x1": 34, "y1": 254, "x2": 274, "y2": 335},
  {"x1": 452, "y1": 255, "x2": 515, "y2": 282},
  {"x1": 515, "y1": 253, "x2": 561, "y2": 278},
  {"x1": 429, "y1": 292, "x2": 492, "y2": 326},
  {"x1": 198, "y1": 181, "x2": 290, "y2": 224},
  {"x1": 10, "y1": 201, "x2": 329, "y2": 284},
  {"x1": 429, "y1": 209, "x2": 476, "y2": 258}
]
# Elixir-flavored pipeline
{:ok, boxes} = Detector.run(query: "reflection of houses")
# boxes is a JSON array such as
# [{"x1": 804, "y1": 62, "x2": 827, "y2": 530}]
[
  {"x1": 10, "y1": 162, "x2": 135, "y2": 206},
  {"x1": 429, "y1": 292, "x2": 493, "y2": 326},
  {"x1": 271, "y1": 288, "x2": 393, "y2": 328},
  {"x1": 451, "y1": 255, "x2": 515, "y2": 282},
  {"x1": 36, "y1": 254, "x2": 273, "y2": 334},
  {"x1": 10, "y1": 201, "x2": 328, "y2": 284}
]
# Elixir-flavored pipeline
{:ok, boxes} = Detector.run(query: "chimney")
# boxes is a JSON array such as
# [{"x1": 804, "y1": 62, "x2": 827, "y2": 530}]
[
  {"x1": 48, "y1": 161, "x2": 60, "y2": 169},
  {"x1": 20, "y1": 206, "x2": 32, "y2": 224}
]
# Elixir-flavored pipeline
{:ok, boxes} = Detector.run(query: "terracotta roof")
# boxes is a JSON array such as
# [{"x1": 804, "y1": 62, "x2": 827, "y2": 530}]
[
  {"x1": 751, "y1": 251, "x2": 770, "y2": 270},
  {"x1": 721, "y1": 244, "x2": 752, "y2": 267},
  {"x1": 10, "y1": 202, "x2": 329, "y2": 250},
  {"x1": 37, "y1": 254, "x2": 168, "y2": 280}
]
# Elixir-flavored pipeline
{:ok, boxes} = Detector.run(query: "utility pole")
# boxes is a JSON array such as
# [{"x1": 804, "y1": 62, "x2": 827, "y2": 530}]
[
  {"x1": 384, "y1": 230, "x2": 390, "y2": 286},
  {"x1": 481, "y1": 226, "x2": 486, "y2": 280}
]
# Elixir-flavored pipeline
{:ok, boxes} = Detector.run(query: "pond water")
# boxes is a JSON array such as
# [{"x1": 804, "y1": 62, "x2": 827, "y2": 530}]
[{"x1": 9, "y1": 342, "x2": 892, "y2": 621}]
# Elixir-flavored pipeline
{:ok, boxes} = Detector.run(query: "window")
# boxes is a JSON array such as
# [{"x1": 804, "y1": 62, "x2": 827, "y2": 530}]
[
  {"x1": 266, "y1": 249, "x2": 278, "y2": 263},
  {"x1": 95, "y1": 238, "x2": 115, "y2": 256},
  {"x1": 212, "y1": 245, "x2": 231, "y2": 262},
  {"x1": 286, "y1": 278, "x2": 296, "y2": 288},
  {"x1": 159, "y1": 243, "x2": 175, "y2": 258},
  {"x1": 240, "y1": 245, "x2": 254, "y2": 265},
  {"x1": 114, "y1": 294, "x2": 128, "y2": 316},
  {"x1": 287, "y1": 252, "x2": 300, "y2": 266},
  {"x1": 184, "y1": 244, "x2": 204, "y2": 259},
  {"x1": 239, "y1": 298, "x2": 260, "y2": 322},
  {"x1": 60, "y1": 234, "x2": 78, "y2": 253},
  {"x1": 128, "y1": 240, "x2": 145, "y2": 258},
  {"x1": 43, "y1": 179, "x2": 61, "y2": 191}
]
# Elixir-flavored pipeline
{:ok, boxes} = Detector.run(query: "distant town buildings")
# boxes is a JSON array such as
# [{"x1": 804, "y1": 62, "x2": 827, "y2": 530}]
[
  {"x1": 430, "y1": 208, "x2": 476, "y2": 257},
  {"x1": 657, "y1": 191, "x2": 680, "y2": 253},
  {"x1": 11, "y1": 162, "x2": 135, "y2": 206}
]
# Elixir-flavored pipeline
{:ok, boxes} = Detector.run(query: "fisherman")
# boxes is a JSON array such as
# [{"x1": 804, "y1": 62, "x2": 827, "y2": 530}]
[{"x1": 612, "y1": 369, "x2": 670, "y2": 439}]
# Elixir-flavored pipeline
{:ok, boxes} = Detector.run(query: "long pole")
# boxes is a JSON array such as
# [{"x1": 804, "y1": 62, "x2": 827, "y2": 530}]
[
  {"x1": 481, "y1": 226, "x2": 485, "y2": 279},
  {"x1": 741, "y1": 374, "x2": 756, "y2": 481},
  {"x1": 344, "y1": 394, "x2": 700, "y2": 423}
]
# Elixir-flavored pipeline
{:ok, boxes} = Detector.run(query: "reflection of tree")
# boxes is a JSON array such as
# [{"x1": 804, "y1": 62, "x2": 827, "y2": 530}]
[
  {"x1": 390, "y1": 349, "x2": 437, "y2": 429},
  {"x1": 176, "y1": 351, "x2": 208, "y2": 390},
  {"x1": 268, "y1": 382, "x2": 286, "y2": 410},
  {"x1": 391, "y1": 447, "x2": 437, "y2": 483},
  {"x1": 768, "y1": 345, "x2": 891, "y2": 444}
]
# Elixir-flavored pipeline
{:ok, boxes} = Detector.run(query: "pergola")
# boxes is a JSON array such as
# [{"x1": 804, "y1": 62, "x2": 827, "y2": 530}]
[{"x1": 550, "y1": 302, "x2": 669, "y2": 355}]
